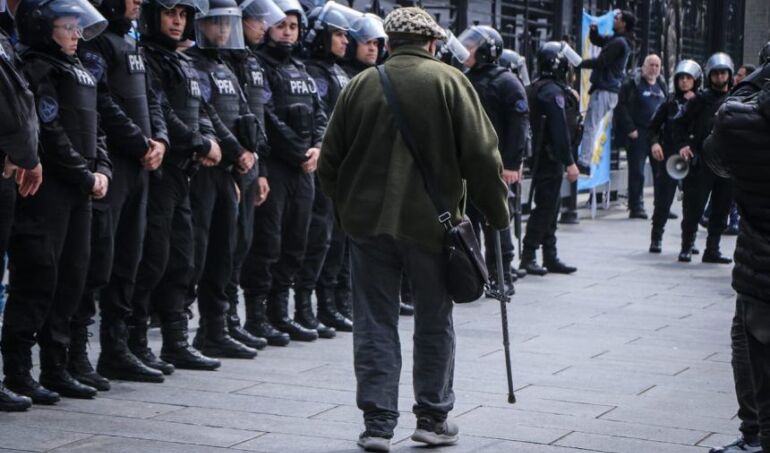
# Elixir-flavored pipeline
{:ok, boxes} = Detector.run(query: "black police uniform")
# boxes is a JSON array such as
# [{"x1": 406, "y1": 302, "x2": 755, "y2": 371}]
[
  {"x1": 465, "y1": 62, "x2": 528, "y2": 288},
  {"x1": 185, "y1": 45, "x2": 257, "y2": 359},
  {"x1": 133, "y1": 36, "x2": 221, "y2": 371},
  {"x1": 240, "y1": 45, "x2": 327, "y2": 342},
  {"x1": 674, "y1": 88, "x2": 733, "y2": 261},
  {"x1": 523, "y1": 77, "x2": 577, "y2": 266},
  {"x1": 1, "y1": 48, "x2": 111, "y2": 401}
]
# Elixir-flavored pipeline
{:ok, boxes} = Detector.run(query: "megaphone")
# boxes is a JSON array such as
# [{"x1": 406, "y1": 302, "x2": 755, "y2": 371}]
[{"x1": 666, "y1": 155, "x2": 690, "y2": 180}]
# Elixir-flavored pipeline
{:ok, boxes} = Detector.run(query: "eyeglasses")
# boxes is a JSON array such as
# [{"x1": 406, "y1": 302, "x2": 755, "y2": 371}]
[{"x1": 53, "y1": 23, "x2": 83, "y2": 37}]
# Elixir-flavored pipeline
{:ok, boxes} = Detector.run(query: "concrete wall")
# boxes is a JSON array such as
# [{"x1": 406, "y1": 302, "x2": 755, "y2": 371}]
[{"x1": 743, "y1": 0, "x2": 770, "y2": 64}]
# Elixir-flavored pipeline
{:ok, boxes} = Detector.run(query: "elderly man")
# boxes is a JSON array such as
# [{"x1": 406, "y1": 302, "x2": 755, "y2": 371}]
[
  {"x1": 616, "y1": 54, "x2": 666, "y2": 219},
  {"x1": 318, "y1": 7, "x2": 508, "y2": 452}
]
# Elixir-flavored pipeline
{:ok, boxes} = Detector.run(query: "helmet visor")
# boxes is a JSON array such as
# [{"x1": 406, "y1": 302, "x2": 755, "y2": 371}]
[
  {"x1": 0, "y1": 0, "x2": 6, "y2": 13},
  {"x1": 45, "y1": 0, "x2": 108, "y2": 41},
  {"x1": 195, "y1": 9, "x2": 245, "y2": 49},
  {"x1": 444, "y1": 30, "x2": 469, "y2": 63},
  {"x1": 559, "y1": 42, "x2": 582, "y2": 67},
  {"x1": 156, "y1": 0, "x2": 209, "y2": 16},
  {"x1": 518, "y1": 63, "x2": 530, "y2": 85},
  {"x1": 457, "y1": 27, "x2": 486, "y2": 53},
  {"x1": 240, "y1": 0, "x2": 285, "y2": 27},
  {"x1": 318, "y1": 1, "x2": 361, "y2": 32},
  {"x1": 350, "y1": 13, "x2": 386, "y2": 42}
]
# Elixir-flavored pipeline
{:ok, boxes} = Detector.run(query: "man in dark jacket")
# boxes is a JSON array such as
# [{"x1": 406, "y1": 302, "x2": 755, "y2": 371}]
[
  {"x1": 616, "y1": 54, "x2": 666, "y2": 219},
  {"x1": 577, "y1": 10, "x2": 634, "y2": 173}
]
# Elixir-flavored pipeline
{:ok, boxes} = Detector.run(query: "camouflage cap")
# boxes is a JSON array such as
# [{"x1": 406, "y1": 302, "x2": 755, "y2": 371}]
[{"x1": 383, "y1": 7, "x2": 447, "y2": 40}]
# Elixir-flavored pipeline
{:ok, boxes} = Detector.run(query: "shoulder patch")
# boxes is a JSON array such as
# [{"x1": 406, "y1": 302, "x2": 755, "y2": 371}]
[
  {"x1": 313, "y1": 77, "x2": 328, "y2": 98},
  {"x1": 515, "y1": 99, "x2": 529, "y2": 113},
  {"x1": 80, "y1": 50, "x2": 106, "y2": 82},
  {"x1": 38, "y1": 96, "x2": 59, "y2": 123},
  {"x1": 555, "y1": 95, "x2": 565, "y2": 109}
]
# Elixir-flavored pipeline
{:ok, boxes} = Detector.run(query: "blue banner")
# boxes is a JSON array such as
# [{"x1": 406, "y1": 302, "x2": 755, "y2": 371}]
[{"x1": 577, "y1": 10, "x2": 615, "y2": 192}]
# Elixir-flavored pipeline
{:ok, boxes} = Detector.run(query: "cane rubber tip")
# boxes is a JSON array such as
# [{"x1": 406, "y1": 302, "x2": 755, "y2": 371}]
[{"x1": 508, "y1": 395, "x2": 516, "y2": 404}]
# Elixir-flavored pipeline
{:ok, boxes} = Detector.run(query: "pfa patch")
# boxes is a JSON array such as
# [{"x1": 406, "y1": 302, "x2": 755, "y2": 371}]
[
  {"x1": 38, "y1": 96, "x2": 59, "y2": 123},
  {"x1": 555, "y1": 95, "x2": 565, "y2": 109},
  {"x1": 313, "y1": 77, "x2": 328, "y2": 98},
  {"x1": 515, "y1": 99, "x2": 529, "y2": 113}
]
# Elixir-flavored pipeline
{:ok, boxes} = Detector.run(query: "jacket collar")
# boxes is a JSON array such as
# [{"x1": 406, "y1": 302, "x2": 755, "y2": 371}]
[{"x1": 387, "y1": 45, "x2": 438, "y2": 62}]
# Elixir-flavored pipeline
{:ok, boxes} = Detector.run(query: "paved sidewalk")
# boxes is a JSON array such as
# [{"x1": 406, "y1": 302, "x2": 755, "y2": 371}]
[{"x1": 0, "y1": 194, "x2": 741, "y2": 452}]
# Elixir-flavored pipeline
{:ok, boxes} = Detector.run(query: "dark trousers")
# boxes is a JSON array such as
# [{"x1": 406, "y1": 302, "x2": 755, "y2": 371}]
[
  {"x1": 189, "y1": 167, "x2": 238, "y2": 320},
  {"x1": 627, "y1": 130, "x2": 650, "y2": 211},
  {"x1": 736, "y1": 295, "x2": 770, "y2": 451},
  {"x1": 131, "y1": 165, "x2": 194, "y2": 322},
  {"x1": 241, "y1": 161, "x2": 313, "y2": 298},
  {"x1": 681, "y1": 163, "x2": 733, "y2": 245},
  {"x1": 1, "y1": 177, "x2": 91, "y2": 375},
  {"x1": 523, "y1": 165, "x2": 563, "y2": 251},
  {"x1": 731, "y1": 297, "x2": 760, "y2": 442},
  {"x1": 467, "y1": 201, "x2": 513, "y2": 278},
  {"x1": 74, "y1": 156, "x2": 148, "y2": 326},
  {"x1": 350, "y1": 236, "x2": 455, "y2": 436},
  {"x1": 650, "y1": 156, "x2": 679, "y2": 237},
  {"x1": 0, "y1": 177, "x2": 15, "y2": 287},
  {"x1": 317, "y1": 221, "x2": 350, "y2": 292},
  {"x1": 226, "y1": 167, "x2": 259, "y2": 306},
  {"x1": 295, "y1": 175, "x2": 333, "y2": 291}
]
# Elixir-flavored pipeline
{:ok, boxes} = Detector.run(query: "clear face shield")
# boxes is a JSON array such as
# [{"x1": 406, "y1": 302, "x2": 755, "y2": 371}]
[
  {"x1": 517, "y1": 62, "x2": 530, "y2": 85},
  {"x1": 45, "y1": 0, "x2": 108, "y2": 40},
  {"x1": 240, "y1": 0, "x2": 285, "y2": 28},
  {"x1": 0, "y1": 0, "x2": 6, "y2": 13},
  {"x1": 441, "y1": 30, "x2": 469, "y2": 64},
  {"x1": 195, "y1": 8, "x2": 245, "y2": 49},
  {"x1": 156, "y1": 0, "x2": 209, "y2": 16},
  {"x1": 317, "y1": 1, "x2": 361, "y2": 32},
  {"x1": 349, "y1": 13, "x2": 386, "y2": 43},
  {"x1": 457, "y1": 27, "x2": 487, "y2": 58},
  {"x1": 558, "y1": 42, "x2": 582, "y2": 67}
]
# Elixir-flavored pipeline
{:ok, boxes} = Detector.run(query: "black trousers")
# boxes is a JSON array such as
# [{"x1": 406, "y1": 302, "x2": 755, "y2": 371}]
[
  {"x1": 241, "y1": 161, "x2": 313, "y2": 298},
  {"x1": 189, "y1": 166, "x2": 238, "y2": 321},
  {"x1": 627, "y1": 130, "x2": 650, "y2": 212},
  {"x1": 681, "y1": 162, "x2": 733, "y2": 244},
  {"x1": 650, "y1": 155, "x2": 679, "y2": 237},
  {"x1": 226, "y1": 166, "x2": 259, "y2": 306},
  {"x1": 0, "y1": 177, "x2": 15, "y2": 305},
  {"x1": 1, "y1": 176, "x2": 91, "y2": 375},
  {"x1": 523, "y1": 165, "x2": 563, "y2": 251},
  {"x1": 467, "y1": 200, "x2": 513, "y2": 278},
  {"x1": 731, "y1": 297, "x2": 760, "y2": 443},
  {"x1": 295, "y1": 175, "x2": 333, "y2": 292},
  {"x1": 317, "y1": 220, "x2": 350, "y2": 293},
  {"x1": 131, "y1": 165, "x2": 195, "y2": 322},
  {"x1": 74, "y1": 155, "x2": 148, "y2": 325}
]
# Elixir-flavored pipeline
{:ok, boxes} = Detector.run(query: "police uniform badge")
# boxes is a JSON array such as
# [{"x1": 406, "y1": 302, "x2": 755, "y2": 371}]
[{"x1": 38, "y1": 96, "x2": 59, "y2": 123}]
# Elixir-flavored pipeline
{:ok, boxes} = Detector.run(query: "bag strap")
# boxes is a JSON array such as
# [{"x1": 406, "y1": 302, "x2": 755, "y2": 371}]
[{"x1": 376, "y1": 64, "x2": 453, "y2": 230}]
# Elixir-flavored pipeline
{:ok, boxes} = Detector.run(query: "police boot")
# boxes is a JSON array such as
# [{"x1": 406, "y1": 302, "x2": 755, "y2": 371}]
[
  {"x1": 268, "y1": 291, "x2": 318, "y2": 342},
  {"x1": 159, "y1": 315, "x2": 221, "y2": 370},
  {"x1": 3, "y1": 350, "x2": 60, "y2": 405},
  {"x1": 316, "y1": 287, "x2": 353, "y2": 332},
  {"x1": 193, "y1": 316, "x2": 258, "y2": 359},
  {"x1": 96, "y1": 318, "x2": 164, "y2": 383},
  {"x1": 227, "y1": 301, "x2": 267, "y2": 350},
  {"x1": 0, "y1": 383, "x2": 32, "y2": 412},
  {"x1": 127, "y1": 319, "x2": 175, "y2": 375},
  {"x1": 543, "y1": 247, "x2": 577, "y2": 274},
  {"x1": 335, "y1": 287, "x2": 353, "y2": 321},
  {"x1": 39, "y1": 347, "x2": 97, "y2": 399},
  {"x1": 678, "y1": 235, "x2": 695, "y2": 263},
  {"x1": 68, "y1": 324, "x2": 110, "y2": 391},
  {"x1": 294, "y1": 290, "x2": 336, "y2": 339},
  {"x1": 649, "y1": 229, "x2": 663, "y2": 254},
  {"x1": 519, "y1": 247, "x2": 548, "y2": 276},
  {"x1": 244, "y1": 295, "x2": 290, "y2": 346},
  {"x1": 702, "y1": 235, "x2": 733, "y2": 264}
]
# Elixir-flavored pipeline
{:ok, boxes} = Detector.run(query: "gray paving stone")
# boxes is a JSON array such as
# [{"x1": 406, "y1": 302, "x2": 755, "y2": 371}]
[
  {"x1": 554, "y1": 431, "x2": 708, "y2": 453},
  {"x1": 0, "y1": 423, "x2": 92, "y2": 452},
  {"x1": 49, "y1": 436, "x2": 238, "y2": 452}
]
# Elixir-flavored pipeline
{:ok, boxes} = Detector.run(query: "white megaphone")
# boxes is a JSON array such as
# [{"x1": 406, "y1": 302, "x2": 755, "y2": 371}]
[{"x1": 666, "y1": 154, "x2": 690, "y2": 180}]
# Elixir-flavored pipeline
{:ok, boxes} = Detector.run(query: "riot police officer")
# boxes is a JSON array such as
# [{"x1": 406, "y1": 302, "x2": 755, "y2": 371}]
[
  {"x1": 1, "y1": 0, "x2": 110, "y2": 403},
  {"x1": 519, "y1": 41, "x2": 580, "y2": 276},
  {"x1": 132, "y1": 0, "x2": 222, "y2": 371},
  {"x1": 498, "y1": 48, "x2": 530, "y2": 86},
  {"x1": 339, "y1": 12, "x2": 385, "y2": 78},
  {"x1": 455, "y1": 25, "x2": 528, "y2": 294},
  {"x1": 675, "y1": 52, "x2": 734, "y2": 264},
  {"x1": 647, "y1": 60, "x2": 702, "y2": 254},
  {"x1": 294, "y1": 1, "x2": 362, "y2": 336},
  {"x1": 240, "y1": 0, "x2": 327, "y2": 343},
  {"x1": 185, "y1": 0, "x2": 259, "y2": 359},
  {"x1": 70, "y1": 0, "x2": 171, "y2": 388}
]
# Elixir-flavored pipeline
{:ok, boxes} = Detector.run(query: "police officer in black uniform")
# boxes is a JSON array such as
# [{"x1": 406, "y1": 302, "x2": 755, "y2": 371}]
[
  {"x1": 647, "y1": 59, "x2": 702, "y2": 254},
  {"x1": 294, "y1": 1, "x2": 361, "y2": 336},
  {"x1": 185, "y1": 0, "x2": 259, "y2": 359},
  {"x1": 223, "y1": 0, "x2": 289, "y2": 347},
  {"x1": 675, "y1": 52, "x2": 734, "y2": 264},
  {"x1": 2, "y1": 0, "x2": 110, "y2": 403},
  {"x1": 71, "y1": 0, "x2": 171, "y2": 388},
  {"x1": 498, "y1": 48, "x2": 530, "y2": 86},
  {"x1": 519, "y1": 41, "x2": 580, "y2": 276},
  {"x1": 455, "y1": 25, "x2": 528, "y2": 295},
  {"x1": 240, "y1": 0, "x2": 327, "y2": 343},
  {"x1": 133, "y1": 0, "x2": 222, "y2": 371}
]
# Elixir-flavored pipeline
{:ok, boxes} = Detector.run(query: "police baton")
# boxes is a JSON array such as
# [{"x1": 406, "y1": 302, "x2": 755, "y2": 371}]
[
  {"x1": 513, "y1": 182, "x2": 523, "y2": 254},
  {"x1": 491, "y1": 229, "x2": 516, "y2": 404},
  {"x1": 527, "y1": 115, "x2": 547, "y2": 208}
]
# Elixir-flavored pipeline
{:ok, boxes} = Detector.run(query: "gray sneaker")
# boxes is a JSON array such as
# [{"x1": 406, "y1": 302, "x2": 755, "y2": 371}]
[
  {"x1": 411, "y1": 416, "x2": 459, "y2": 446},
  {"x1": 709, "y1": 436, "x2": 762, "y2": 453},
  {"x1": 357, "y1": 431, "x2": 391, "y2": 452}
]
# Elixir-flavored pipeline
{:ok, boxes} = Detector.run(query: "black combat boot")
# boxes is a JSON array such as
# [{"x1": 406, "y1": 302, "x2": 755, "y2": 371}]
[
  {"x1": 68, "y1": 324, "x2": 110, "y2": 391},
  {"x1": 543, "y1": 247, "x2": 577, "y2": 274},
  {"x1": 316, "y1": 287, "x2": 352, "y2": 332},
  {"x1": 159, "y1": 315, "x2": 221, "y2": 370},
  {"x1": 649, "y1": 229, "x2": 663, "y2": 254},
  {"x1": 243, "y1": 295, "x2": 290, "y2": 346},
  {"x1": 193, "y1": 316, "x2": 258, "y2": 359},
  {"x1": 39, "y1": 347, "x2": 97, "y2": 399},
  {"x1": 678, "y1": 235, "x2": 695, "y2": 262},
  {"x1": 294, "y1": 290, "x2": 335, "y2": 339},
  {"x1": 127, "y1": 318, "x2": 175, "y2": 375},
  {"x1": 97, "y1": 317, "x2": 164, "y2": 383},
  {"x1": 268, "y1": 291, "x2": 318, "y2": 342},
  {"x1": 335, "y1": 286, "x2": 353, "y2": 320},
  {"x1": 519, "y1": 247, "x2": 547, "y2": 276},
  {"x1": 702, "y1": 235, "x2": 733, "y2": 264},
  {"x1": 3, "y1": 349, "x2": 59, "y2": 405},
  {"x1": 0, "y1": 383, "x2": 32, "y2": 412},
  {"x1": 226, "y1": 300, "x2": 267, "y2": 350}
]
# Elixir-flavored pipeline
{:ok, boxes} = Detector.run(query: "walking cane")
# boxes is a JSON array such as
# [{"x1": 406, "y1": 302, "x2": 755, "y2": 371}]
[{"x1": 492, "y1": 229, "x2": 516, "y2": 404}]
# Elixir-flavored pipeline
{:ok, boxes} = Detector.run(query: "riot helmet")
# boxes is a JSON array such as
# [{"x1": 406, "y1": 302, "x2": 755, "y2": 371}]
[
  {"x1": 349, "y1": 13, "x2": 385, "y2": 44},
  {"x1": 264, "y1": 0, "x2": 306, "y2": 53},
  {"x1": 140, "y1": 0, "x2": 208, "y2": 42},
  {"x1": 759, "y1": 41, "x2": 770, "y2": 65},
  {"x1": 537, "y1": 41, "x2": 580, "y2": 80},
  {"x1": 499, "y1": 48, "x2": 529, "y2": 85},
  {"x1": 17, "y1": 0, "x2": 107, "y2": 52},
  {"x1": 239, "y1": 0, "x2": 284, "y2": 27},
  {"x1": 304, "y1": 1, "x2": 360, "y2": 58},
  {"x1": 703, "y1": 52, "x2": 734, "y2": 89},
  {"x1": 439, "y1": 29, "x2": 470, "y2": 64},
  {"x1": 457, "y1": 25, "x2": 503, "y2": 65},
  {"x1": 673, "y1": 59, "x2": 702, "y2": 92},
  {"x1": 195, "y1": 0, "x2": 244, "y2": 49}
]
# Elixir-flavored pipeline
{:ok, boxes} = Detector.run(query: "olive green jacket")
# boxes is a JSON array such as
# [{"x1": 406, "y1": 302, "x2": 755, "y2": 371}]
[{"x1": 318, "y1": 46, "x2": 509, "y2": 252}]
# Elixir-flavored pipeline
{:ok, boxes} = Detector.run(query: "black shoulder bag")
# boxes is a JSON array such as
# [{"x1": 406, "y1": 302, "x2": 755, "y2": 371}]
[{"x1": 376, "y1": 65, "x2": 488, "y2": 303}]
